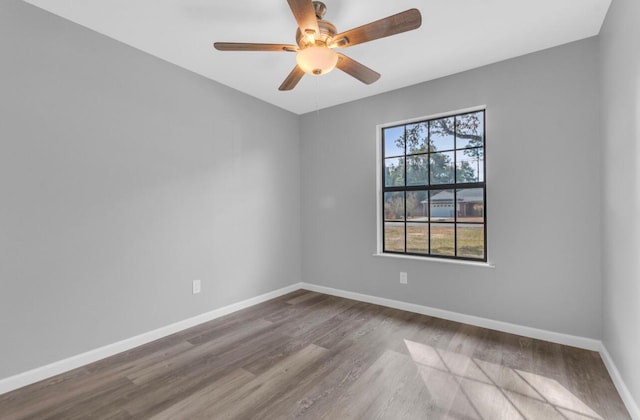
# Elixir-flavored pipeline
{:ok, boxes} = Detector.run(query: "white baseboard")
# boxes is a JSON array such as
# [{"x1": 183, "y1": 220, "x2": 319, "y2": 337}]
[
  {"x1": 300, "y1": 282, "x2": 640, "y2": 418},
  {"x1": 0, "y1": 283, "x2": 303, "y2": 396},
  {"x1": 2, "y1": 281, "x2": 637, "y2": 420},
  {"x1": 300, "y1": 282, "x2": 601, "y2": 351},
  {"x1": 599, "y1": 344, "x2": 640, "y2": 420}
]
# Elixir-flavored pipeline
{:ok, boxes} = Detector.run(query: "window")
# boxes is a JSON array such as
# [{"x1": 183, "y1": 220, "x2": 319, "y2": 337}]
[{"x1": 380, "y1": 109, "x2": 486, "y2": 261}]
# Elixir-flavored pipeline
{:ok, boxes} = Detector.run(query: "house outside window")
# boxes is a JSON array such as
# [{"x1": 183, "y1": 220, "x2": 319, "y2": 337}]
[{"x1": 378, "y1": 108, "x2": 486, "y2": 261}]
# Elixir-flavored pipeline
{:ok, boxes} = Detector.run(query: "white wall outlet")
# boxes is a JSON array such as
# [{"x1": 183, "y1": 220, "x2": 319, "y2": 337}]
[
  {"x1": 400, "y1": 272, "x2": 408, "y2": 285},
  {"x1": 192, "y1": 279, "x2": 201, "y2": 294}
]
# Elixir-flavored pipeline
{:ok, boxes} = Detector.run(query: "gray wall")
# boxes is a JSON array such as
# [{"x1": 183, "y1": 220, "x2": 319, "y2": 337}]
[
  {"x1": 3, "y1": 0, "x2": 633, "y2": 401},
  {"x1": 600, "y1": 0, "x2": 640, "y2": 407},
  {"x1": 0, "y1": 0, "x2": 300, "y2": 379},
  {"x1": 300, "y1": 38, "x2": 602, "y2": 339}
]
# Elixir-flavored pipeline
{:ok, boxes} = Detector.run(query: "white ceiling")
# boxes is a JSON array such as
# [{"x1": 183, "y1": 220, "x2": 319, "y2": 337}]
[{"x1": 23, "y1": 0, "x2": 611, "y2": 115}]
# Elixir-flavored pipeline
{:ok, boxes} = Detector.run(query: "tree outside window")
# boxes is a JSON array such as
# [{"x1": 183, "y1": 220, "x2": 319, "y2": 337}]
[{"x1": 381, "y1": 110, "x2": 486, "y2": 261}]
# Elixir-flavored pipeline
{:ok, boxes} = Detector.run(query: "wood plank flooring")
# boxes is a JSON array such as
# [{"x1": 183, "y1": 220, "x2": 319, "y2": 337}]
[{"x1": 0, "y1": 290, "x2": 630, "y2": 419}]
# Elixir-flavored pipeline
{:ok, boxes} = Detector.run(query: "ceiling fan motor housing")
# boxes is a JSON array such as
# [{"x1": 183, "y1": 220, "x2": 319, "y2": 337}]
[
  {"x1": 295, "y1": 19, "x2": 337, "y2": 49},
  {"x1": 313, "y1": 1, "x2": 327, "y2": 19},
  {"x1": 294, "y1": 2, "x2": 338, "y2": 76},
  {"x1": 214, "y1": 0, "x2": 421, "y2": 90}
]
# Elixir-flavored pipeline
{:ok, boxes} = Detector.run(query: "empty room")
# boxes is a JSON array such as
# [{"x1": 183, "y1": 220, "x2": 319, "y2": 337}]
[{"x1": 1, "y1": 0, "x2": 638, "y2": 418}]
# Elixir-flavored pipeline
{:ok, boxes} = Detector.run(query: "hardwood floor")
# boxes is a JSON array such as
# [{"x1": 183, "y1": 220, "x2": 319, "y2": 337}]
[{"x1": 0, "y1": 290, "x2": 630, "y2": 419}]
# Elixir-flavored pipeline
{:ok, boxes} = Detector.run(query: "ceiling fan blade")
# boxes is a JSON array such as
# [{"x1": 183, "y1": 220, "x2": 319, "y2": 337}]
[
  {"x1": 332, "y1": 9, "x2": 422, "y2": 48},
  {"x1": 279, "y1": 65, "x2": 305, "y2": 91},
  {"x1": 287, "y1": 0, "x2": 320, "y2": 39},
  {"x1": 336, "y1": 53, "x2": 381, "y2": 85},
  {"x1": 214, "y1": 42, "x2": 298, "y2": 52}
]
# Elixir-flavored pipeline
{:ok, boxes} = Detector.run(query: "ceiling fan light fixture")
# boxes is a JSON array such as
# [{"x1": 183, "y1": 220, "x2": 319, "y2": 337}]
[
  {"x1": 296, "y1": 45, "x2": 338, "y2": 75},
  {"x1": 214, "y1": 1, "x2": 422, "y2": 90}
]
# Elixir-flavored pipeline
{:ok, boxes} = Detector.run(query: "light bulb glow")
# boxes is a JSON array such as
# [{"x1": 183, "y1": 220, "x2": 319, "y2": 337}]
[{"x1": 296, "y1": 46, "x2": 338, "y2": 76}]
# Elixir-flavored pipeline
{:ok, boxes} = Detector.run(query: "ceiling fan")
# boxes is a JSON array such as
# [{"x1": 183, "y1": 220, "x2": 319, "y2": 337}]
[{"x1": 214, "y1": 0, "x2": 422, "y2": 91}]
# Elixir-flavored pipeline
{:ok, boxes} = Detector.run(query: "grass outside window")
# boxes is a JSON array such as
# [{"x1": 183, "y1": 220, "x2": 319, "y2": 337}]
[{"x1": 381, "y1": 109, "x2": 487, "y2": 262}]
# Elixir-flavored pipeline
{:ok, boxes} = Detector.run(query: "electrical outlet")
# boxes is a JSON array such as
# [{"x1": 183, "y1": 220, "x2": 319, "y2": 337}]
[
  {"x1": 400, "y1": 272, "x2": 408, "y2": 285},
  {"x1": 192, "y1": 279, "x2": 201, "y2": 294}
]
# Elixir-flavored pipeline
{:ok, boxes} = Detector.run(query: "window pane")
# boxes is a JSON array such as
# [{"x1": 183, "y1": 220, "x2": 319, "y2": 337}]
[
  {"x1": 456, "y1": 112, "x2": 484, "y2": 149},
  {"x1": 457, "y1": 224, "x2": 485, "y2": 259},
  {"x1": 407, "y1": 222, "x2": 428, "y2": 254},
  {"x1": 383, "y1": 126, "x2": 404, "y2": 157},
  {"x1": 406, "y1": 191, "x2": 428, "y2": 220},
  {"x1": 406, "y1": 155, "x2": 428, "y2": 186},
  {"x1": 430, "y1": 223, "x2": 454, "y2": 256},
  {"x1": 380, "y1": 109, "x2": 486, "y2": 261},
  {"x1": 456, "y1": 148, "x2": 484, "y2": 183},
  {"x1": 384, "y1": 192, "x2": 405, "y2": 221},
  {"x1": 429, "y1": 189, "x2": 455, "y2": 222},
  {"x1": 456, "y1": 188, "x2": 484, "y2": 222},
  {"x1": 384, "y1": 157, "x2": 405, "y2": 187},
  {"x1": 406, "y1": 123, "x2": 429, "y2": 154},
  {"x1": 384, "y1": 222, "x2": 405, "y2": 252},
  {"x1": 430, "y1": 151, "x2": 454, "y2": 185},
  {"x1": 430, "y1": 117, "x2": 454, "y2": 151}
]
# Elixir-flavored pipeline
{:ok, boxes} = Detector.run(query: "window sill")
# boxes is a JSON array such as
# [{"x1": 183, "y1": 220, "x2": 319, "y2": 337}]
[{"x1": 372, "y1": 253, "x2": 495, "y2": 268}]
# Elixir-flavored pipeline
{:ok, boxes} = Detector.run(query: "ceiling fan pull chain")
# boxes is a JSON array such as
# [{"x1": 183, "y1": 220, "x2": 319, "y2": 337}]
[
  {"x1": 315, "y1": 76, "x2": 320, "y2": 115},
  {"x1": 213, "y1": 1, "x2": 421, "y2": 91}
]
